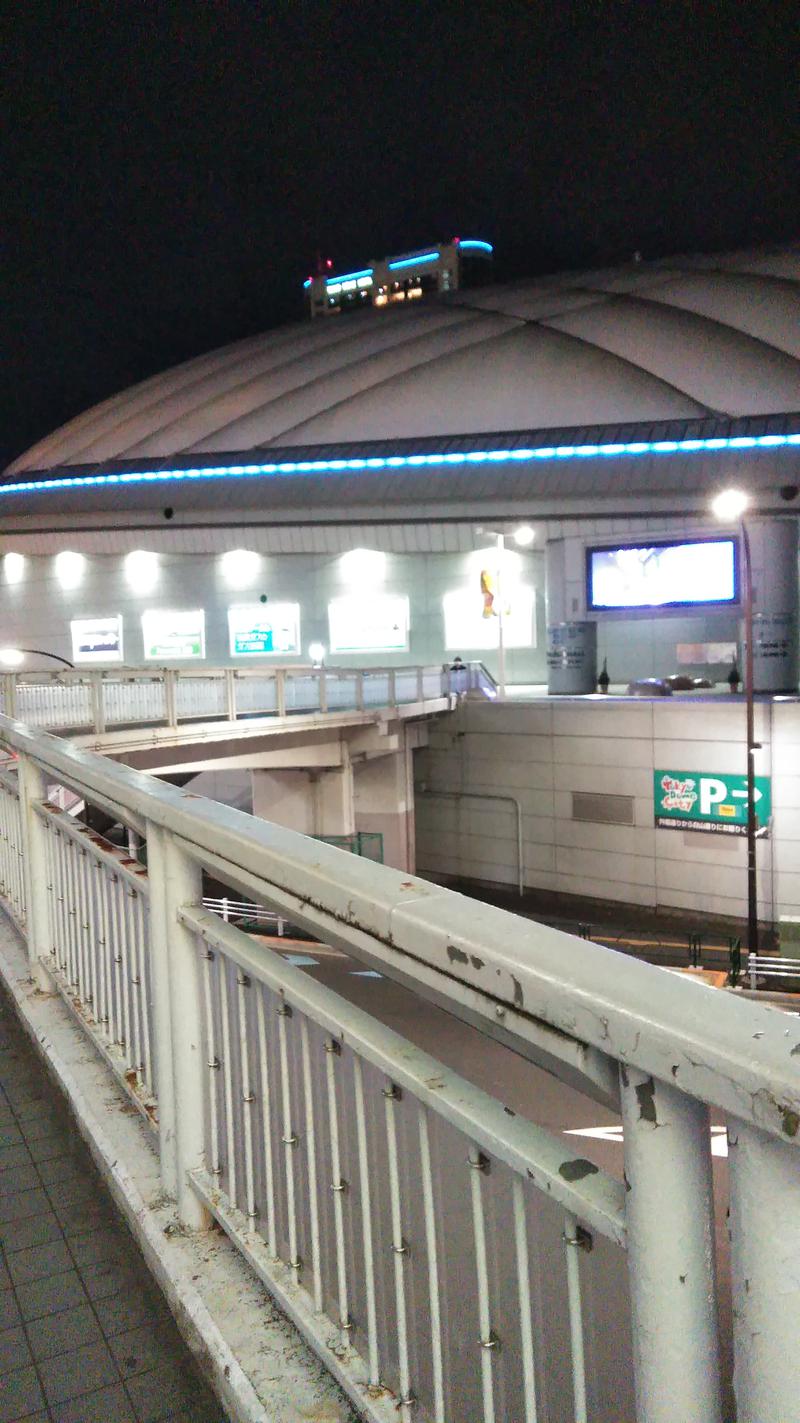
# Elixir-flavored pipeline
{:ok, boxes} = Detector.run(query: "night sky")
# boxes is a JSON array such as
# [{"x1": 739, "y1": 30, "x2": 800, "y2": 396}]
[{"x1": 4, "y1": 0, "x2": 797, "y2": 469}]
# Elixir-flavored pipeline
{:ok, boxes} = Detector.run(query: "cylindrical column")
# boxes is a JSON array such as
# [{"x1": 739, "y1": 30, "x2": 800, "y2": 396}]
[
  {"x1": 728, "y1": 1118, "x2": 800, "y2": 1420},
  {"x1": 547, "y1": 621, "x2": 598, "y2": 694},
  {"x1": 148, "y1": 821, "x2": 209, "y2": 1228},
  {"x1": 620, "y1": 1067, "x2": 722, "y2": 1423},
  {"x1": 744, "y1": 516, "x2": 799, "y2": 693},
  {"x1": 17, "y1": 754, "x2": 52, "y2": 987}
]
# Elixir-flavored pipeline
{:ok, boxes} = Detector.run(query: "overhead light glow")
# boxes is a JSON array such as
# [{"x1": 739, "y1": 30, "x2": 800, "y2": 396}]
[
  {"x1": 4, "y1": 432, "x2": 798, "y2": 502},
  {"x1": 388, "y1": 251, "x2": 440, "y2": 270},
  {"x1": 220, "y1": 548, "x2": 261, "y2": 590},
  {"x1": 711, "y1": 488, "x2": 750, "y2": 521},
  {"x1": 308, "y1": 642, "x2": 326, "y2": 665},
  {"x1": 3, "y1": 553, "x2": 25, "y2": 584},
  {"x1": 339, "y1": 547, "x2": 386, "y2": 584},
  {"x1": 513, "y1": 525, "x2": 535, "y2": 547},
  {"x1": 124, "y1": 549, "x2": 159, "y2": 592},
  {"x1": 457, "y1": 240, "x2": 494, "y2": 254},
  {"x1": 54, "y1": 550, "x2": 85, "y2": 589},
  {"x1": 0, "y1": 648, "x2": 24, "y2": 667}
]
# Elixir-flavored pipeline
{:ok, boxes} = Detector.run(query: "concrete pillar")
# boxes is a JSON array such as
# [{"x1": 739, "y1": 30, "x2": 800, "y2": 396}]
[
  {"x1": 353, "y1": 733, "x2": 415, "y2": 871},
  {"x1": 311, "y1": 744, "x2": 355, "y2": 838},
  {"x1": 251, "y1": 755, "x2": 356, "y2": 839},
  {"x1": 251, "y1": 769, "x2": 315, "y2": 834}
]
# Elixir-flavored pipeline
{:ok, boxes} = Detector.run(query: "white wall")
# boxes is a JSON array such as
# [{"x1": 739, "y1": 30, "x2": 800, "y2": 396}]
[
  {"x1": 0, "y1": 546, "x2": 546, "y2": 679},
  {"x1": 415, "y1": 696, "x2": 800, "y2": 924}
]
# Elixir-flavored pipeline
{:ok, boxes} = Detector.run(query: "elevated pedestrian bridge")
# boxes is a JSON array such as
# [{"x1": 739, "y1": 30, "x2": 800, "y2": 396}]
[{"x1": 0, "y1": 699, "x2": 797, "y2": 1422}]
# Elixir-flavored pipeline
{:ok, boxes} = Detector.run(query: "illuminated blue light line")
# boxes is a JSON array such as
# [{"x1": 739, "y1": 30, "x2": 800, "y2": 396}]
[
  {"x1": 457, "y1": 240, "x2": 494, "y2": 254},
  {"x1": 3, "y1": 433, "x2": 797, "y2": 499},
  {"x1": 388, "y1": 251, "x2": 440, "y2": 270},
  {"x1": 326, "y1": 268, "x2": 373, "y2": 286}
]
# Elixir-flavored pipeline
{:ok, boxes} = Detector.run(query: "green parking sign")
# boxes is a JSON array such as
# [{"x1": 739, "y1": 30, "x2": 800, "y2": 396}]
[{"x1": 654, "y1": 769, "x2": 771, "y2": 836}]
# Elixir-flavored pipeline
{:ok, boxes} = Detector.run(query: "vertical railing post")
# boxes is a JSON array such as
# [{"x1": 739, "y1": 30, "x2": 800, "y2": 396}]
[
  {"x1": 356, "y1": 671, "x2": 365, "y2": 711},
  {"x1": 164, "y1": 669, "x2": 178, "y2": 728},
  {"x1": 224, "y1": 668, "x2": 237, "y2": 722},
  {"x1": 89, "y1": 672, "x2": 106, "y2": 735},
  {"x1": 388, "y1": 668, "x2": 397, "y2": 708},
  {"x1": 4, "y1": 673, "x2": 17, "y2": 719},
  {"x1": 17, "y1": 753, "x2": 52, "y2": 987},
  {"x1": 620, "y1": 1066, "x2": 722, "y2": 1423},
  {"x1": 319, "y1": 669, "x2": 328, "y2": 713},
  {"x1": 416, "y1": 666, "x2": 424, "y2": 702},
  {"x1": 276, "y1": 669, "x2": 287, "y2": 718},
  {"x1": 728, "y1": 1118, "x2": 800, "y2": 1419},
  {"x1": 146, "y1": 820, "x2": 209, "y2": 1228}
]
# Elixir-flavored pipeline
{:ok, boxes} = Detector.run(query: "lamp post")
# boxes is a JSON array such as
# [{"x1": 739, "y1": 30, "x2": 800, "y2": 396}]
[
  {"x1": 475, "y1": 525, "x2": 534, "y2": 700},
  {"x1": 711, "y1": 490, "x2": 758, "y2": 952}
]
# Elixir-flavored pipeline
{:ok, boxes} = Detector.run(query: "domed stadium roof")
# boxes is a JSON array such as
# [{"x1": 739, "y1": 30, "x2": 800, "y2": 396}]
[{"x1": 10, "y1": 243, "x2": 800, "y2": 475}]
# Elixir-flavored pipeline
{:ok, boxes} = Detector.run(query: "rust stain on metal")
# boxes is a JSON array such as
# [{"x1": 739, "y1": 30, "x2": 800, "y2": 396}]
[
  {"x1": 635, "y1": 1076, "x2": 658, "y2": 1124},
  {"x1": 559, "y1": 1158, "x2": 599, "y2": 1182},
  {"x1": 781, "y1": 1106, "x2": 800, "y2": 1137},
  {"x1": 447, "y1": 944, "x2": 469, "y2": 966}
]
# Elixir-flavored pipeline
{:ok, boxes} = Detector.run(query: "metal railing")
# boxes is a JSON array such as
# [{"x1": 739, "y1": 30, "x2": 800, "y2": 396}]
[
  {"x1": 747, "y1": 953, "x2": 800, "y2": 990},
  {"x1": 0, "y1": 714, "x2": 797, "y2": 1421},
  {"x1": 0, "y1": 660, "x2": 494, "y2": 738}
]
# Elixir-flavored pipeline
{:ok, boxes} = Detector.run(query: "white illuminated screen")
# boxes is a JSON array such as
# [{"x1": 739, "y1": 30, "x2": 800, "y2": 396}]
[
  {"x1": 443, "y1": 587, "x2": 535, "y2": 650},
  {"x1": 71, "y1": 616, "x2": 124, "y2": 664},
  {"x1": 588, "y1": 540, "x2": 736, "y2": 610},
  {"x1": 328, "y1": 595, "x2": 409, "y2": 653},
  {"x1": 228, "y1": 603, "x2": 300, "y2": 656},
  {"x1": 141, "y1": 610, "x2": 205, "y2": 660}
]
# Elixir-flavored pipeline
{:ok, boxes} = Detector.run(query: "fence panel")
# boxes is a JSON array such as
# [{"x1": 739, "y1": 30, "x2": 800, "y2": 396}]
[
  {"x1": 187, "y1": 909, "x2": 631, "y2": 1423},
  {"x1": 39, "y1": 807, "x2": 156, "y2": 1108}
]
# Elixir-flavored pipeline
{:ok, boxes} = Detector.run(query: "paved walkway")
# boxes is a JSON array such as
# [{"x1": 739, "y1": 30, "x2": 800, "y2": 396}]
[{"x1": 0, "y1": 989, "x2": 229, "y2": 1423}]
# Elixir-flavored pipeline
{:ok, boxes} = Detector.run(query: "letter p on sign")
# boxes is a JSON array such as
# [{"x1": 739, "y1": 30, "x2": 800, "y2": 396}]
[{"x1": 700, "y1": 777, "x2": 727, "y2": 817}]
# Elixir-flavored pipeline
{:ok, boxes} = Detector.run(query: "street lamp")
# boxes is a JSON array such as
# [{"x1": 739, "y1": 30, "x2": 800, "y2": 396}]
[
  {"x1": 711, "y1": 488, "x2": 758, "y2": 952},
  {"x1": 0, "y1": 648, "x2": 75, "y2": 670}
]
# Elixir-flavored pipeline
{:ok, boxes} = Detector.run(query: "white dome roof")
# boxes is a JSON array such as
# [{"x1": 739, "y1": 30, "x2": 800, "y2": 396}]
[{"x1": 10, "y1": 243, "x2": 800, "y2": 475}]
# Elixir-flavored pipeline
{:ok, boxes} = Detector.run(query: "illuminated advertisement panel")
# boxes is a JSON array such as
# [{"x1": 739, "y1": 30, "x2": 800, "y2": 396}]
[
  {"x1": 328, "y1": 595, "x2": 409, "y2": 653},
  {"x1": 71, "y1": 615, "x2": 124, "y2": 664},
  {"x1": 228, "y1": 603, "x2": 301, "y2": 656},
  {"x1": 443, "y1": 586, "x2": 535, "y2": 650},
  {"x1": 587, "y1": 538, "x2": 737, "y2": 610},
  {"x1": 141, "y1": 609, "x2": 205, "y2": 660}
]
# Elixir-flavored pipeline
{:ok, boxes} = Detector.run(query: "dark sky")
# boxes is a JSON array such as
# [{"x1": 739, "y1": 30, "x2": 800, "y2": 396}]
[{"x1": 3, "y1": 0, "x2": 797, "y2": 468}]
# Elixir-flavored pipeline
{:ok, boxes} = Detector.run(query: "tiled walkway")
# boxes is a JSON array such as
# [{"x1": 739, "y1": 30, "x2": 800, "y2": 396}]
[{"x1": 0, "y1": 989, "x2": 229, "y2": 1423}]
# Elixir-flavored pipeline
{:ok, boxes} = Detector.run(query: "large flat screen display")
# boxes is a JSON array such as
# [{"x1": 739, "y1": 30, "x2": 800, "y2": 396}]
[{"x1": 587, "y1": 538, "x2": 737, "y2": 611}]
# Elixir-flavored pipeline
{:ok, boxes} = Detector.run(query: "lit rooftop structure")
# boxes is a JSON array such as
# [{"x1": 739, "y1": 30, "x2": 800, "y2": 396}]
[{"x1": 303, "y1": 237, "x2": 493, "y2": 317}]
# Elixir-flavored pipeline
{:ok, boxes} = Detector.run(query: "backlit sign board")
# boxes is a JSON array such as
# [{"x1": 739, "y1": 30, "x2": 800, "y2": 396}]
[
  {"x1": 328, "y1": 595, "x2": 409, "y2": 653},
  {"x1": 654, "y1": 769, "x2": 771, "y2": 836},
  {"x1": 141, "y1": 609, "x2": 205, "y2": 660},
  {"x1": 228, "y1": 604, "x2": 301, "y2": 656},
  {"x1": 71, "y1": 615, "x2": 124, "y2": 664}
]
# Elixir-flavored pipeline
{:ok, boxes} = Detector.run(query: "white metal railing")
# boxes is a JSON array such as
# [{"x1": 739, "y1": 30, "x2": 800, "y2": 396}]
[
  {"x1": 0, "y1": 660, "x2": 493, "y2": 738},
  {"x1": 0, "y1": 714, "x2": 797, "y2": 1421},
  {"x1": 202, "y1": 896, "x2": 289, "y2": 934},
  {"x1": 747, "y1": 953, "x2": 800, "y2": 990}
]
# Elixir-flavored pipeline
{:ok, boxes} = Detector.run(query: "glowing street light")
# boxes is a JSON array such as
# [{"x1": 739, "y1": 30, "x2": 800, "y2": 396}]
[
  {"x1": 513, "y1": 524, "x2": 535, "y2": 547},
  {"x1": 712, "y1": 488, "x2": 757, "y2": 951},
  {"x1": 711, "y1": 488, "x2": 749, "y2": 522}
]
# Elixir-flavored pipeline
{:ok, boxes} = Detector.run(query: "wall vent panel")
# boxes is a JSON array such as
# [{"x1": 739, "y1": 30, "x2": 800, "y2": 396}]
[{"x1": 571, "y1": 791, "x2": 635, "y2": 826}]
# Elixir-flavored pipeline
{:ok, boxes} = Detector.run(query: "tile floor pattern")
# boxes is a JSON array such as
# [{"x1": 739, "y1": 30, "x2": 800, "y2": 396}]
[{"x1": 0, "y1": 989, "x2": 230, "y2": 1423}]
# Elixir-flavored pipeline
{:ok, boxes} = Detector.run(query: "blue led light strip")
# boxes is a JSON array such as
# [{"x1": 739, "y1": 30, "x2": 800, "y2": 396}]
[
  {"x1": 327, "y1": 268, "x2": 373, "y2": 286},
  {"x1": 388, "y1": 251, "x2": 440, "y2": 270},
  {"x1": 3, "y1": 433, "x2": 798, "y2": 500},
  {"x1": 458, "y1": 240, "x2": 493, "y2": 254}
]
